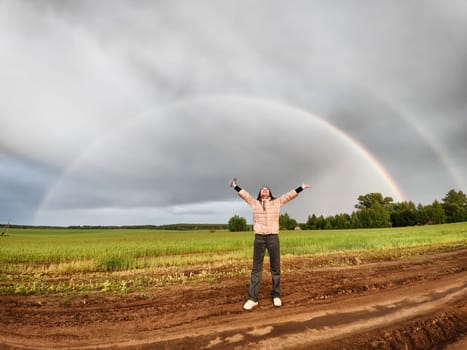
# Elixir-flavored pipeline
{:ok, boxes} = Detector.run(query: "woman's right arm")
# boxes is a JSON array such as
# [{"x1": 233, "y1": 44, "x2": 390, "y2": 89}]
[{"x1": 231, "y1": 178, "x2": 255, "y2": 206}]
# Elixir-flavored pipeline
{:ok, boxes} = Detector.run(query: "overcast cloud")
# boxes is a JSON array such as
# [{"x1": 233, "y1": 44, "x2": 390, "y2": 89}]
[{"x1": 1, "y1": 0, "x2": 466, "y2": 226}]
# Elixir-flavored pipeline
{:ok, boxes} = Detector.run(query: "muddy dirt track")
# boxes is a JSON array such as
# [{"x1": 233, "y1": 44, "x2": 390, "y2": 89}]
[{"x1": 1, "y1": 248, "x2": 466, "y2": 350}]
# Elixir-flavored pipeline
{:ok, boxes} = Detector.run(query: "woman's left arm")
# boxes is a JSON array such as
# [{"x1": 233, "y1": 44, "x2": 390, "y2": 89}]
[{"x1": 280, "y1": 183, "x2": 312, "y2": 204}]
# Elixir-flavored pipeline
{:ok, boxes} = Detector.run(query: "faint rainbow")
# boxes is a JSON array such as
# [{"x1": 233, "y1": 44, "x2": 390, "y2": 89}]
[
  {"x1": 357, "y1": 86, "x2": 464, "y2": 192},
  {"x1": 401, "y1": 112, "x2": 464, "y2": 189},
  {"x1": 378, "y1": 94, "x2": 464, "y2": 191},
  {"x1": 236, "y1": 95, "x2": 406, "y2": 202},
  {"x1": 314, "y1": 117, "x2": 406, "y2": 202}
]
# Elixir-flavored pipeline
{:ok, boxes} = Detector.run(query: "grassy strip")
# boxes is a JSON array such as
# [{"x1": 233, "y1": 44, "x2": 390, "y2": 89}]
[
  {"x1": 0, "y1": 223, "x2": 465, "y2": 295},
  {"x1": 1, "y1": 242, "x2": 464, "y2": 296}
]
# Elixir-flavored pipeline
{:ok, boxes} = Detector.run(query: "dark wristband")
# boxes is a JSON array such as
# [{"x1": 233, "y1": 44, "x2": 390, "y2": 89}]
[
  {"x1": 234, "y1": 186, "x2": 242, "y2": 192},
  {"x1": 295, "y1": 186, "x2": 303, "y2": 193}
]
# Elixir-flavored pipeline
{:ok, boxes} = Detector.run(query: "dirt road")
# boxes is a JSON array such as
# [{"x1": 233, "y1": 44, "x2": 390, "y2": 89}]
[{"x1": 1, "y1": 249, "x2": 466, "y2": 349}]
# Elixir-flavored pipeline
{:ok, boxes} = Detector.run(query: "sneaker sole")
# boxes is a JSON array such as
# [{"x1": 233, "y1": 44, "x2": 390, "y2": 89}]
[
  {"x1": 273, "y1": 299, "x2": 282, "y2": 307},
  {"x1": 243, "y1": 303, "x2": 258, "y2": 310}
]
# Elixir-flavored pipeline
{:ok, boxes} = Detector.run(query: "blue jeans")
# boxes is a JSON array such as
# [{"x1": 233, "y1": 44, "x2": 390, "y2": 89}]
[{"x1": 248, "y1": 234, "x2": 280, "y2": 302}]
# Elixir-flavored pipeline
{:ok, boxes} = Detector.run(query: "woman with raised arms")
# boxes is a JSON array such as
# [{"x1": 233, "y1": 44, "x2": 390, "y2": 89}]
[{"x1": 230, "y1": 178, "x2": 312, "y2": 310}]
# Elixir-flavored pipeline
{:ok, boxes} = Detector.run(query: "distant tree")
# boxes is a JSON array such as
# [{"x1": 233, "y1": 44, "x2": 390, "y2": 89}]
[
  {"x1": 352, "y1": 193, "x2": 392, "y2": 228},
  {"x1": 305, "y1": 214, "x2": 327, "y2": 230},
  {"x1": 355, "y1": 193, "x2": 393, "y2": 210},
  {"x1": 228, "y1": 215, "x2": 248, "y2": 232},
  {"x1": 324, "y1": 220, "x2": 333, "y2": 230},
  {"x1": 306, "y1": 214, "x2": 318, "y2": 230},
  {"x1": 279, "y1": 213, "x2": 298, "y2": 230},
  {"x1": 442, "y1": 189, "x2": 467, "y2": 223},
  {"x1": 390, "y1": 201, "x2": 418, "y2": 227},
  {"x1": 324, "y1": 215, "x2": 335, "y2": 229},
  {"x1": 416, "y1": 203, "x2": 430, "y2": 225},
  {"x1": 333, "y1": 213, "x2": 352, "y2": 229},
  {"x1": 315, "y1": 215, "x2": 326, "y2": 230},
  {"x1": 425, "y1": 200, "x2": 447, "y2": 224},
  {"x1": 352, "y1": 203, "x2": 392, "y2": 228},
  {"x1": 350, "y1": 211, "x2": 361, "y2": 228}
]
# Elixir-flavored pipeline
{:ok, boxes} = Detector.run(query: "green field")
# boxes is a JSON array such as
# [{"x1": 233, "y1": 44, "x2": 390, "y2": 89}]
[{"x1": 0, "y1": 222, "x2": 466, "y2": 295}]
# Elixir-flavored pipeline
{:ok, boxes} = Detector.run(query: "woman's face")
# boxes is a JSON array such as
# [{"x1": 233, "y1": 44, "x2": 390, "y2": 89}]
[{"x1": 260, "y1": 187, "x2": 271, "y2": 199}]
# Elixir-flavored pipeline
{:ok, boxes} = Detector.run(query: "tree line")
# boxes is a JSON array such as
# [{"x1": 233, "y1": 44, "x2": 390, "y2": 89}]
[
  {"x1": 228, "y1": 189, "x2": 467, "y2": 231},
  {"x1": 4, "y1": 223, "x2": 229, "y2": 231}
]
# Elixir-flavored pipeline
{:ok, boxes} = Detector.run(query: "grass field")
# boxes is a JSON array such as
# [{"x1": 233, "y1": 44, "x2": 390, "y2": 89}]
[{"x1": 0, "y1": 222, "x2": 466, "y2": 295}]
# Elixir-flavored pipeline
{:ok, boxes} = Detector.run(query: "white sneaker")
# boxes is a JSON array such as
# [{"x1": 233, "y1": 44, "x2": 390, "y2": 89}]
[
  {"x1": 273, "y1": 297, "x2": 282, "y2": 307},
  {"x1": 243, "y1": 299, "x2": 258, "y2": 310}
]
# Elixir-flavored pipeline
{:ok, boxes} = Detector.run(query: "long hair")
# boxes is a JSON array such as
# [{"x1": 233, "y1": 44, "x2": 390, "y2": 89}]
[{"x1": 257, "y1": 186, "x2": 275, "y2": 200}]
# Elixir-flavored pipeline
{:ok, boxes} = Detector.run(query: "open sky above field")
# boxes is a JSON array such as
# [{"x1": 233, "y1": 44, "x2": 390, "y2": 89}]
[{"x1": 1, "y1": 1, "x2": 466, "y2": 226}]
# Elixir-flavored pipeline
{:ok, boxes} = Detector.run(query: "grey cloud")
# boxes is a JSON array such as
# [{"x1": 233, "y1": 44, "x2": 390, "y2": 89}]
[
  {"x1": 1, "y1": 1, "x2": 466, "y2": 225},
  {"x1": 0, "y1": 154, "x2": 59, "y2": 223}
]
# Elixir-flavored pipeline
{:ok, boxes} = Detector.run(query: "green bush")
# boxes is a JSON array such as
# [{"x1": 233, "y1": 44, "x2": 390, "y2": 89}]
[{"x1": 228, "y1": 215, "x2": 248, "y2": 232}]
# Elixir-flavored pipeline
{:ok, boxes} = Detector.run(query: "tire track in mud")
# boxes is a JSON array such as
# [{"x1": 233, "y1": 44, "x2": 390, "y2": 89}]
[
  {"x1": 0, "y1": 249, "x2": 466, "y2": 350},
  {"x1": 182, "y1": 276, "x2": 466, "y2": 350}
]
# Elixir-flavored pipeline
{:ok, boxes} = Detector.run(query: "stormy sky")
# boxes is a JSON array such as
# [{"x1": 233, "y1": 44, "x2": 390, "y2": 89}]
[{"x1": 1, "y1": 1, "x2": 466, "y2": 226}]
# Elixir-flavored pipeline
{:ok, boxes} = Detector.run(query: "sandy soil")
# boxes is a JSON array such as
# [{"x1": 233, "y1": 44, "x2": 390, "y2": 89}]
[{"x1": 0, "y1": 249, "x2": 466, "y2": 349}]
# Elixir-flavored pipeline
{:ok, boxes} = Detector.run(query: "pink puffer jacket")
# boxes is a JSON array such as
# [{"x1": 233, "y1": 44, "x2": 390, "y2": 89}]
[{"x1": 237, "y1": 188, "x2": 298, "y2": 234}]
